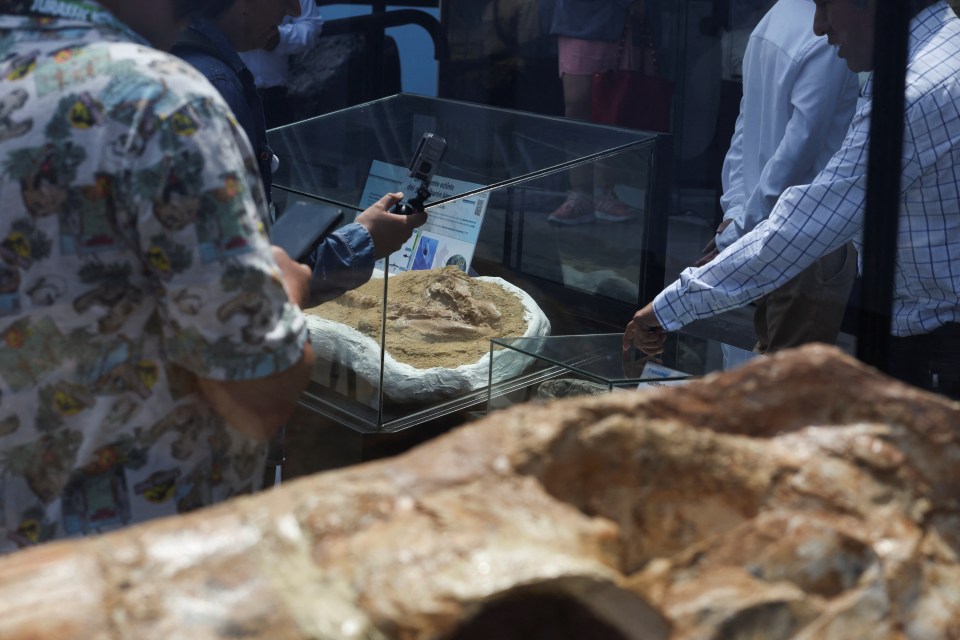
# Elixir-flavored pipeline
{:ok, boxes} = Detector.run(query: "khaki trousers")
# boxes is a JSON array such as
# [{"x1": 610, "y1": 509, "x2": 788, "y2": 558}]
[{"x1": 753, "y1": 242, "x2": 858, "y2": 354}]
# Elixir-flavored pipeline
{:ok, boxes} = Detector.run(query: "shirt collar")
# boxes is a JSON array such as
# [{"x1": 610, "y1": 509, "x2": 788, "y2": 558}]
[{"x1": 860, "y1": 1, "x2": 952, "y2": 99}]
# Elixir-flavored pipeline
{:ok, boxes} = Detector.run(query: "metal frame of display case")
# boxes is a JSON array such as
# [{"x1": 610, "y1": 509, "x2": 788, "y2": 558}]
[{"x1": 855, "y1": 3, "x2": 909, "y2": 371}]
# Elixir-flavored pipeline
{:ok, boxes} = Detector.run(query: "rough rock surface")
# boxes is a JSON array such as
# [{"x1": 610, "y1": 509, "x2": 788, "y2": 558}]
[{"x1": 0, "y1": 344, "x2": 958, "y2": 639}]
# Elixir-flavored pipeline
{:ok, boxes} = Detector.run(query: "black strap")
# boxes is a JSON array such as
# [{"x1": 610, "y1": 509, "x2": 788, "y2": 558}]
[
  {"x1": 172, "y1": 27, "x2": 261, "y2": 108},
  {"x1": 171, "y1": 26, "x2": 262, "y2": 109},
  {"x1": 171, "y1": 27, "x2": 233, "y2": 66}
]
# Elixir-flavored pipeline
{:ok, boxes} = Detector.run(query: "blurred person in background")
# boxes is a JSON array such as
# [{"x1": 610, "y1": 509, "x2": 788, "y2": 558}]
[
  {"x1": 547, "y1": 0, "x2": 652, "y2": 225},
  {"x1": 174, "y1": 0, "x2": 427, "y2": 307},
  {"x1": 240, "y1": 0, "x2": 324, "y2": 129},
  {"x1": 696, "y1": 0, "x2": 859, "y2": 367}
]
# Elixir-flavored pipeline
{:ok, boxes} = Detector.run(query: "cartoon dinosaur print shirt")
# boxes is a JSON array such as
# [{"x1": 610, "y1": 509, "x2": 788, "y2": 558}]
[{"x1": 0, "y1": 12, "x2": 308, "y2": 553}]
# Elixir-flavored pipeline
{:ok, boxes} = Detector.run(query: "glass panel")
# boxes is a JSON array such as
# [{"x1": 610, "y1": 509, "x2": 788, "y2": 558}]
[
  {"x1": 486, "y1": 332, "x2": 732, "y2": 413},
  {"x1": 470, "y1": 143, "x2": 659, "y2": 308},
  {"x1": 490, "y1": 333, "x2": 725, "y2": 382},
  {"x1": 436, "y1": 0, "x2": 863, "y2": 399},
  {"x1": 270, "y1": 93, "x2": 654, "y2": 210},
  {"x1": 275, "y1": 95, "x2": 668, "y2": 434}
]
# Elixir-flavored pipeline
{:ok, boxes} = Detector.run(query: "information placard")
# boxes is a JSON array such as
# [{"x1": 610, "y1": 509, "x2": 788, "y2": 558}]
[
  {"x1": 360, "y1": 160, "x2": 489, "y2": 274},
  {"x1": 636, "y1": 361, "x2": 691, "y2": 389}
]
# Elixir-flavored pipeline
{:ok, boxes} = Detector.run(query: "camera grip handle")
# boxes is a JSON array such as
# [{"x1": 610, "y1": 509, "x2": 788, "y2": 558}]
[
  {"x1": 390, "y1": 202, "x2": 419, "y2": 215},
  {"x1": 391, "y1": 184, "x2": 432, "y2": 215}
]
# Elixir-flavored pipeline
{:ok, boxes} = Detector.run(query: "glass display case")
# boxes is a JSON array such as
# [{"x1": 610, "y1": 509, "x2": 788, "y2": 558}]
[
  {"x1": 269, "y1": 94, "x2": 671, "y2": 460},
  {"x1": 486, "y1": 332, "x2": 734, "y2": 413}
]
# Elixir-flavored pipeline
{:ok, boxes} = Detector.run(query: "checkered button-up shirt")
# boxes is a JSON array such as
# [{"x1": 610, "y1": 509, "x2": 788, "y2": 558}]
[{"x1": 654, "y1": 2, "x2": 960, "y2": 337}]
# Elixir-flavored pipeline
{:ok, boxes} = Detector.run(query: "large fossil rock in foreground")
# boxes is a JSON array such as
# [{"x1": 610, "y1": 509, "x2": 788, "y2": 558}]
[{"x1": 0, "y1": 344, "x2": 958, "y2": 639}]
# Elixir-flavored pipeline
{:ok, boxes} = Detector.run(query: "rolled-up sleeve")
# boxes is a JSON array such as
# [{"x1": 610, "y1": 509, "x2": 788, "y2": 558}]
[
  {"x1": 654, "y1": 100, "x2": 871, "y2": 331},
  {"x1": 302, "y1": 222, "x2": 376, "y2": 306}
]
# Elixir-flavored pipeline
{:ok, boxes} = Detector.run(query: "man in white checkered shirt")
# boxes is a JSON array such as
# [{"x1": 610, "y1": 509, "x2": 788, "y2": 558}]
[{"x1": 624, "y1": 0, "x2": 960, "y2": 398}]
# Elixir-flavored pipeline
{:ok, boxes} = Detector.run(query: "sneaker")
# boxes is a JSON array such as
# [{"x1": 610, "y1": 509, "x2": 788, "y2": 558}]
[
  {"x1": 548, "y1": 192, "x2": 595, "y2": 225},
  {"x1": 595, "y1": 194, "x2": 641, "y2": 222}
]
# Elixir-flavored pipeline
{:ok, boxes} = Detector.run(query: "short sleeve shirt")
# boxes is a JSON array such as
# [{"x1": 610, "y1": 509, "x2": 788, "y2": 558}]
[{"x1": 0, "y1": 12, "x2": 307, "y2": 553}]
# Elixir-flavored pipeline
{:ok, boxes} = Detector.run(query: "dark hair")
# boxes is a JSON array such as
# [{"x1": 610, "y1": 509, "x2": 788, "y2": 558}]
[{"x1": 172, "y1": 0, "x2": 236, "y2": 20}]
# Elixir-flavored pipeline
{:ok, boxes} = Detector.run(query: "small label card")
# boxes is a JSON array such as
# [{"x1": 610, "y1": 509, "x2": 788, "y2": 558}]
[{"x1": 637, "y1": 361, "x2": 691, "y2": 389}]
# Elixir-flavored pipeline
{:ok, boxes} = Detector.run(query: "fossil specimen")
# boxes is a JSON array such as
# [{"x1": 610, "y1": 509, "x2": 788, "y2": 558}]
[
  {"x1": 0, "y1": 345, "x2": 957, "y2": 639},
  {"x1": 303, "y1": 267, "x2": 550, "y2": 402},
  {"x1": 306, "y1": 266, "x2": 531, "y2": 369}
]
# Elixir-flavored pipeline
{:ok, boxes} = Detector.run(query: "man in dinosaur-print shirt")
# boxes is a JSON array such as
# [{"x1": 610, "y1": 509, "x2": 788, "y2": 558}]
[{"x1": 0, "y1": 0, "x2": 321, "y2": 553}]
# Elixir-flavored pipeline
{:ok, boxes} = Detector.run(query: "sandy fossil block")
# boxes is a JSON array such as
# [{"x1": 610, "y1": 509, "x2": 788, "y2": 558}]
[
  {"x1": 303, "y1": 266, "x2": 550, "y2": 402},
  {"x1": 0, "y1": 344, "x2": 958, "y2": 639}
]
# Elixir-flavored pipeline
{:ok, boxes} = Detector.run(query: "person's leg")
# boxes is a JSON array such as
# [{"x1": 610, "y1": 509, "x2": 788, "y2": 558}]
[
  {"x1": 561, "y1": 71, "x2": 594, "y2": 195},
  {"x1": 755, "y1": 242, "x2": 857, "y2": 353},
  {"x1": 562, "y1": 72, "x2": 592, "y2": 122},
  {"x1": 593, "y1": 144, "x2": 645, "y2": 223},
  {"x1": 548, "y1": 72, "x2": 596, "y2": 224}
]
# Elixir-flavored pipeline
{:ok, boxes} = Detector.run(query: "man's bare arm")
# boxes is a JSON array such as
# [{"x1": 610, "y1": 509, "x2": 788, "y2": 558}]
[
  {"x1": 197, "y1": 342, "x2": 314, "y2": 441},
  {"x1": 198, "y1": 245, "x2": 315, "y2": 441}
]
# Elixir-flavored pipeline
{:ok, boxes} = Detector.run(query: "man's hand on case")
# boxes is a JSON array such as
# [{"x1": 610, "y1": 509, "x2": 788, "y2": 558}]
[
  {"x1": 356, "y1": 192, "x2": 429, "y2": 259},
  {"x1": 623, "y1": 302, "x2": 666, "y2": 356},
  {"x1": 272, "y1": 245, "x2": 312, "y2": 308}
]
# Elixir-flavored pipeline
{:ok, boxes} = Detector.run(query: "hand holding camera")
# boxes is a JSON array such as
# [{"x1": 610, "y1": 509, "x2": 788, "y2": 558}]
[
  {"x1": 391, "y1": 132, "x2": 447, "y2": 215},
  {"x1": 357, "y1": 192, "x2": 428, "y2": 259}
]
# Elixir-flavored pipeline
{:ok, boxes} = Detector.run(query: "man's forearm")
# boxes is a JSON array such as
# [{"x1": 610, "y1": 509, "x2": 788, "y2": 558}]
[{"x1": 198, "y1": 343, "x2": 314, "y2": 441}]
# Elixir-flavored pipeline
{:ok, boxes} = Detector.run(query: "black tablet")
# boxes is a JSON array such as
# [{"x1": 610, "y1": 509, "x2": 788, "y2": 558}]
[{"x1": 269, "y1": 198, "x2": 344, "y2": 261}]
